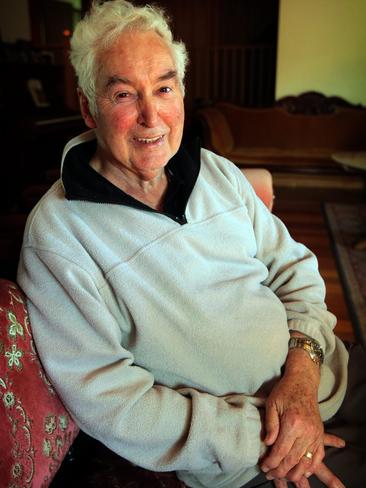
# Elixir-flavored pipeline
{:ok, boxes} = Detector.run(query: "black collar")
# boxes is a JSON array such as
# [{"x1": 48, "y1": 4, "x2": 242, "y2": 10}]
[{"x1": 62, "y1": 136, "x2": 201, "y2": 223}]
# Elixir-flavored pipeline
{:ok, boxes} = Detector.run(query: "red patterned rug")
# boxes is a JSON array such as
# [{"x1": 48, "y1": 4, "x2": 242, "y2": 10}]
[{"x1": 324, "y1": 203, "x2": 366, "y2": 348}]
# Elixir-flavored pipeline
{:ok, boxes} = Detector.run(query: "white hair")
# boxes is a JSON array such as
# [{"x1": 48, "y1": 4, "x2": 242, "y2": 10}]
[{"x1": 70, "y1": 0, "x2": 188, "y2": 115}]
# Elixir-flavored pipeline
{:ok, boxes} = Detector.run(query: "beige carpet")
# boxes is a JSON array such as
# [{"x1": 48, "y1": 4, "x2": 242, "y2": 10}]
[{"x1": 324, "y1": 203, "x2": 366, "y2": 348}]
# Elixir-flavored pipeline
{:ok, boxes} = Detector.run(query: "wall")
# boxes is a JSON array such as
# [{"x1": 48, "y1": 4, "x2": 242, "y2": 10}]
[
  {"x1": 276, "y1": 0, "x2": 366, "y2": 105},
  {"x1": 0, "y1": 0, "x2": 30, "y2": 42}
]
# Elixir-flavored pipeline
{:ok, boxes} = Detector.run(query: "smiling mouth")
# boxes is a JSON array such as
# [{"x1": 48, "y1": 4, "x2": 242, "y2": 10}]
[{"x1": 134, "y1": 135, "x2": 164, "y2": 144}]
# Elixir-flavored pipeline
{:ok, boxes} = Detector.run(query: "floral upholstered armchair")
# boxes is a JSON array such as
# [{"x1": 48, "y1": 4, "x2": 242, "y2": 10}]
[{"x1": 0, "y1": 279, "x2": 79, "y2": 487}]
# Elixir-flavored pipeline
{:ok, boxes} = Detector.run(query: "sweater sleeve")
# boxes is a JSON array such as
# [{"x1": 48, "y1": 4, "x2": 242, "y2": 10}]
[
  {"x1": 17, "y1": 246, "x2": 264, "y2": 483},
  {"x1": 235, "y1": 166, "x2": 337, "y2": 354}
]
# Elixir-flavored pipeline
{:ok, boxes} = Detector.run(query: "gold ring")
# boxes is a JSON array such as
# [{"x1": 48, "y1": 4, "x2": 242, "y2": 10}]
[{"x1": 303, "y1": 450, "x2": 313, "y2": 460}]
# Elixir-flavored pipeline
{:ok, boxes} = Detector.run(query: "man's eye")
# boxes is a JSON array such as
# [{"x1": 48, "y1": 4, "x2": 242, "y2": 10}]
[
  {"x1": 159, "y1": 86, "x2": 172, "y2": 93},
  {"x1": 115, "y1": 92, "x2": 129, "y2": 100}
]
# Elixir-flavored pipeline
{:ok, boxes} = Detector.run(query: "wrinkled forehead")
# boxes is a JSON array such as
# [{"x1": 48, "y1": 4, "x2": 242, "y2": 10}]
[{"x1": 95, "y1": 29, "x2": 176, "y2": 83}]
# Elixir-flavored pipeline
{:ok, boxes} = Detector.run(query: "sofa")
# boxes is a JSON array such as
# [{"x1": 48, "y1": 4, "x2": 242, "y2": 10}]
[{"x1": 196, "y1": 92, "x2": 366, "y2": 173}]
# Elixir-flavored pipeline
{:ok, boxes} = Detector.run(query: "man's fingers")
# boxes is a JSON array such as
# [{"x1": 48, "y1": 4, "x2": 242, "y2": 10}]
[
  {"x1": 263, "y1": 437, "x2": 324, "y2": 481},
  {"x1": 313, "y1": 462, "x2": 345, "y2": 488},
  {"x1": 294, "y1": 476, "x2": 311, "y2": 488},
  {"x1": 261, "y1": 431, "x2": 297, "y2": 473},
  {"x1": 323, "y1": 433, "x2": 346, "y2": 449},
  {"x1": 284, "y1": 442, "x2": 324, "y2": 482},
  {"x1": 264, "y1": 404, "x2": 280, "y2": 446},
  {"x1": 273, "y1": 476, "x2": 310, "y2": 488},
  {"x1": 274, "y1": 479, "x2": 288, "y2": 488}
]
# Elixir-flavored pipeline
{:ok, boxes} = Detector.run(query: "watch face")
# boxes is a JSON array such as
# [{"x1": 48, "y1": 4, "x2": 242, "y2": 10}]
[
  {"x1": 305, "y1": 343, "x2": 319, "y2": 362},
  {"x1": 289, "y1": 337, "x2": 324, "y2": 365},
  {"x1": 309, "y1": 349, "x2": 319, "y2": 363}
]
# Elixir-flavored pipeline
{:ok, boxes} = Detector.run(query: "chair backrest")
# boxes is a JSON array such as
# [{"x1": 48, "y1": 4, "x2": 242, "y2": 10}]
[
  {"x1": 241, "y1": 168, "x2": 274, "y2": 211},
  {"x1": 0, "y1": 278, "x2": 79, "y2": 487}
]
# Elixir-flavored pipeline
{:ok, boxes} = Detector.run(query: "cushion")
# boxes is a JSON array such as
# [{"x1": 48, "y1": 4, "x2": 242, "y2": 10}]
[{"x1": 0, "y1": 279, "x2": 79, "y2": 487}]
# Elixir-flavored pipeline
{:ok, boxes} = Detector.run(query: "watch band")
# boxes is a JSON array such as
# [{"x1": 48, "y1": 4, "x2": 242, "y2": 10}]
[{"x1": 288, "y1": 336, "x2": 324, "y2": 366}]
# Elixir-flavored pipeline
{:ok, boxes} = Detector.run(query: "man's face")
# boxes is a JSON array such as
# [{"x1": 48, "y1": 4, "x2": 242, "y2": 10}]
[{"x1": 82, "y1": 30, "x2": 185, "y2": 181}]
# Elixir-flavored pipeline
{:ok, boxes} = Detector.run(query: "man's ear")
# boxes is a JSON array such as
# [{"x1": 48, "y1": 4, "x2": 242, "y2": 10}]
[{"x1": 78, "y1": 88, "x2": 97, "y2": 128}]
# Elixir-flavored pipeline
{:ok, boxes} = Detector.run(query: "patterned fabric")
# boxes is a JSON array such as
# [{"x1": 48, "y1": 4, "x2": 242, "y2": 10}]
[{"x1": 0, "y1": 279, "x2": 79, "y2": 488}]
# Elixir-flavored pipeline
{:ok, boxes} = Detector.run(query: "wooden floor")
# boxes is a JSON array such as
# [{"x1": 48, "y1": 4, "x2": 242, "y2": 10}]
[{"x1": 272, "y1": 185, "x2": 365, "y2": 343}]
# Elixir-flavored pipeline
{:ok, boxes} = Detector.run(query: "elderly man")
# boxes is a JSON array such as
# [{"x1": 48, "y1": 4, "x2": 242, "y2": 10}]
[{"x1": 18, "y1": 1, "x2": 365, "y2": 487}]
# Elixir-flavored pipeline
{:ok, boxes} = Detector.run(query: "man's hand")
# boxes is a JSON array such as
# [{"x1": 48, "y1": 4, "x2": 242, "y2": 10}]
[
  {"x1": 260, "y1": 345, "x2": 323, "y2": 481},
  {"x1": 271, "y1": 434, "x2": 346, "y2": 488}
]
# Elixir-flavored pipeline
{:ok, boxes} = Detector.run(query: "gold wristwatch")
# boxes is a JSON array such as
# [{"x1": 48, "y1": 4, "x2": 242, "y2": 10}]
[{"x1": 288, "y1": 336, "x2": 324, "y2": 366}]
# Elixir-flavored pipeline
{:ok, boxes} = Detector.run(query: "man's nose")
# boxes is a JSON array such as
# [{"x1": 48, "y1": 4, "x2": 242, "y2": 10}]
[{"x1": 137, "y1": 96, "x2": 159, "y2": 127}]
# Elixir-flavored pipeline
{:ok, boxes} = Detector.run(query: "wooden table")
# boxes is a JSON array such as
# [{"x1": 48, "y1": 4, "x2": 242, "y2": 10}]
[{"x1": 332, "y1": 151, "x2": 366, "y2": 171}]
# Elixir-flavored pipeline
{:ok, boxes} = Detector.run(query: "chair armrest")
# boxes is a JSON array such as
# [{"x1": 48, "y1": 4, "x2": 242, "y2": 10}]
[
  {"x1": 241, "y1": 168, "x2": 274, "y2": 211},
  {"x1": 0, "y1": 278, "x2": 79, "y2": 487}
]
